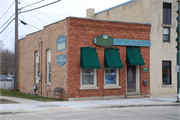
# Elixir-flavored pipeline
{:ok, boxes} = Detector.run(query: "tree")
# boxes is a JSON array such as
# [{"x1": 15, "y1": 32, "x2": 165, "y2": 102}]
[{"x1": 0, "y1": 49, "x2": 15, "y2": 75}]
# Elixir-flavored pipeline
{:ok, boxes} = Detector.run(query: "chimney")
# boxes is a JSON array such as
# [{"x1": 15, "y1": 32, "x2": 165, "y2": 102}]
[{"x1": 86, "y1": 8, "x2": 95, "y2": 19}]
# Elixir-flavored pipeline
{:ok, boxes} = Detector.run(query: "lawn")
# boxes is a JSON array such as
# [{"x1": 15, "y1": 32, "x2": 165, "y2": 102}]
[
  {"x1": 0, "y1": 89, "x2": 63, "y2": 102},
  {"x1": 0, "y1": 99, "x2": 18, "y2": 104}
]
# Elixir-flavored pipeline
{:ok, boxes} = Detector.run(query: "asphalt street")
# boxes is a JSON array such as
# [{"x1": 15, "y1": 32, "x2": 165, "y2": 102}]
[{"x1": 0, "y1": 106, "x2": 179, "y2": 120}]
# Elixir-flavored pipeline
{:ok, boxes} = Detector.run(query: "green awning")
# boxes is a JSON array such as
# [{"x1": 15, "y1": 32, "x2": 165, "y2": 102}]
[
  {"x1": 104, "y1": 48, "x2": 123, "y2": 68},
  {"x1": 126, "y1": 47, "x2": 145, "y2": 65},
  {"x1": 81, "y1": 47, "x2": 101, "y2": 68}
]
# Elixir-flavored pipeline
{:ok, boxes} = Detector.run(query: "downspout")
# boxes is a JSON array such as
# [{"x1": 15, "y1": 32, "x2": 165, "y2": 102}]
[{"x1": 41, "y1": 41, "x2": 43, "y2": 94}]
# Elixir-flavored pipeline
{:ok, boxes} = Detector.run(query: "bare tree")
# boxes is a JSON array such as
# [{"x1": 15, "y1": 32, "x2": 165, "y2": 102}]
[{"x1": 0, "y1": 49, "x2": 15, "y2": 75}]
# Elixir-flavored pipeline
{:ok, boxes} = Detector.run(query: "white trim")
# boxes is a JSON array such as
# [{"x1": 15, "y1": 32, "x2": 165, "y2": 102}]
[
  {"x1": 136, "y1": 65, "x2": 140, "y2": 93},
  {"x1": 47, "y1": 49, "x2": 51, "y2": 84},
  {"x1": 104, "y1": 68, "x2": 121, "y2": 89},
  {"x1": 80, "y1": 68, "x2": 98, "y2": 89}
]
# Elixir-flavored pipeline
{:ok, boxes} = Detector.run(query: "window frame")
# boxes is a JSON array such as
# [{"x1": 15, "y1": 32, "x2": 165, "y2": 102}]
[
  {"x1": 163, "y1": 27, "x2": 170, "y2": 42},
  {"x1": 104, "y1": 68, "x2": 121, "y2": 89},
  {"x1": 80, "y1": 68, "x2": 99, "y2": 90},
  {"x1": 162, "y1": 61, "x2": 171, "y2": 85}
]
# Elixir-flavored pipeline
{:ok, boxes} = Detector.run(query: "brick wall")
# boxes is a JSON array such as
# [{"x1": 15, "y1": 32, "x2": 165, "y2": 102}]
[
  {"x1": 18, "y1": 19, "x2": 68, "y2": 99},
  {"x1": 18, "y1": 17, "x2": 150, "y2": 100},
  {"x1": 66, "y1": 17, "x2": 150, "y2": 99}
]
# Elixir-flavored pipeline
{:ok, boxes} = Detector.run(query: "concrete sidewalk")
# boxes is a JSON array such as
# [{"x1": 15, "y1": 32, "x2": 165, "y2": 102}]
[{"x1": 0, "y1": 95, "x2": 180, "y2": 115}]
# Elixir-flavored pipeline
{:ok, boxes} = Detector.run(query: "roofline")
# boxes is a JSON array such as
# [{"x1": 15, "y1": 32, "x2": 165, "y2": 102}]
[
  {"x1": 95, "y1": 0, "x2": 139, "y2": 15},
  {"x1": 67, "y1": 16, "x2": 151, "y2": 25}
]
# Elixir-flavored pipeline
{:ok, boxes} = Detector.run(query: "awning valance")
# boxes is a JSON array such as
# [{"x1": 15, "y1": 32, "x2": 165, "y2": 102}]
[
  {"x1": 81, "y1": 47, "x2": 101, "y2": 68},
  {"x1": 104, "y1": 48, "x2": 123, "y2": 68},
  {"x1": 126, "y1": 47, "x2": 145, "y2": 65}
]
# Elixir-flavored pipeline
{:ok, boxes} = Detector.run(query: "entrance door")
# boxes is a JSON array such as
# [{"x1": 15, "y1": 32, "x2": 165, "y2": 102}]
[{"x1": 127, "y1": 66, "x2": 136, "y2": 92}]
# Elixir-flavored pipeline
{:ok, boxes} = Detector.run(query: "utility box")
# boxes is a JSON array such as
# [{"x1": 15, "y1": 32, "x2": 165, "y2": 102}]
[{"x1": 143, "y1": 80, "x2": 148, "y2": 86}]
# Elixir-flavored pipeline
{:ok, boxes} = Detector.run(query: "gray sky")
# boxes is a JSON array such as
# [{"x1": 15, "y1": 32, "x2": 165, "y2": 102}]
[{"x1": 0, "y1": 0, "x2": 129, "y2": 51}]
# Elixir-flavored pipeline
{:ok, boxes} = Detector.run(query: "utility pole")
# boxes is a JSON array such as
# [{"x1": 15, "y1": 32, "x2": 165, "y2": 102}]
[{"x1": 14, "y1": 0, "x2": 18, "y2": 91}]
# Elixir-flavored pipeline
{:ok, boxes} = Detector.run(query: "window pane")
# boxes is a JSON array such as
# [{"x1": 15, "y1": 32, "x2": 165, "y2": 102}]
[
  {"x1": 105, "y1": 75, "x2": 116, "y2": 84},
  {"x1": 49, "y1": 73, "x2": 51, "y2": 82},
  {"x1": 163, "y1": 35, "x2": 169, "y2": 41},
  {"x1": 105, "y1": 68, "x2": 116, "y2": 84},
  {"x1": 105, "y1": 69, "x2": 116, "y2": 74},
  {"x1": 82, "y1": 75, "x2": 93, "y2": 84},
  {"x1": 49, "y1": 63, "x2": 51, "y2": 72},
  {"x1": 163, "y1": 28, "x2": 169, "y2": 34},
  {"x1": 163, "y1": 9, "x2": 167, "y2": 24},
  {"x1": 82, "y1": 68, "x2": 93, "y2": 74},
  {"x1": 167, "y1": 9, "x2": 171, "y2": 24},
  {"x1": 162, "y1": 61, "x2": 171, "y2": 85}
]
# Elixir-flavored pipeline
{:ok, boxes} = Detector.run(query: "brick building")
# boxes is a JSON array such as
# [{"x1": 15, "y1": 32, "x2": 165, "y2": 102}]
[
  {"x1": 86, "y1": 0, "x2": 178, "y2": 95},
  {"x1": 18, "y1": 17, "x2": 151, "y2": 100}
]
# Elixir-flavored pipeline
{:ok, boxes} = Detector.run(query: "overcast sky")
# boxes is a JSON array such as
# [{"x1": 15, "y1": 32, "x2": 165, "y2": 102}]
[{"x1": 0, "y1": 0, "x2": 129, "y2": 51}]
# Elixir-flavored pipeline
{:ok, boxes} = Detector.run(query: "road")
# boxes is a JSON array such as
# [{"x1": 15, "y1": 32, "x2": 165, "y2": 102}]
[{"x1": 0, "y1": 106, "x2": 179, "y2": 120}]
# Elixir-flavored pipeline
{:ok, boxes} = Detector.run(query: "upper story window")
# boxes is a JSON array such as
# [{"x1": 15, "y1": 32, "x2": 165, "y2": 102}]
[
  {"x1": 163, "y1": 27, "x2": 170, "y2": 42},
  {"x1": 47, "y1": 49, "x2": 51, "y2": 84},
  {"x1": 163, "y1": 3, "x2": 171, "y2": 25}
]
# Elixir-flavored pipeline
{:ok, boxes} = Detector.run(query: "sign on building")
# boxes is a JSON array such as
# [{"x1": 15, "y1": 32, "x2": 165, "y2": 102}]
[
  {"x1": 57, "y1": 55, "x2": 66, "y2": 66},
  {"x1": 57, "y1": 35, "x2": 66, "y2": 51},
  {"x1": 175, "y1": 65, "x2": 179, "y2": 73}
]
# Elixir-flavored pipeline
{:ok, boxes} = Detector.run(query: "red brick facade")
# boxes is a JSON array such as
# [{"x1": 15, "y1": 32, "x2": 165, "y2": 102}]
[{"x1": 18, "y1": 17, "x2": 151, "y2": 100}]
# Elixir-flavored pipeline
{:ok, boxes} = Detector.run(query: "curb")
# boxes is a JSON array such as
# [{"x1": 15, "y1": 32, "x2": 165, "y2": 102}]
[{"x1": 94, "y1": 103, "x2": 180, "y2": 109}]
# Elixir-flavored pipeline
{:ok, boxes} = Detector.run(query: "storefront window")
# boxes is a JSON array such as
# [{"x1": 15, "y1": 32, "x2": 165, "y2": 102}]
[
  {"x1": 162, "y1": 61, "x2": 171, "y2": 85},
  {"x1": 105, "y1": 69, "x2": 116, "y2": 84},
  {"x1": 82, "y1": 68, "x2": 94, "y2": 85}
]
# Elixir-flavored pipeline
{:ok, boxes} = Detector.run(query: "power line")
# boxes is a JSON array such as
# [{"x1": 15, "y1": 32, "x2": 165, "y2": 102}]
[
  {"x1": 19, "y1": 0, "x2": 61, "y2": 14},
  {"x1": 19, "y1": 0, "x2": 44, "y2": 11},
  {"x1": 19, "y1": 19, "x2": 40, "y2": 30},
  {"x1": 21, "y1": 0, "x2": 57, "y2": 22},
  {"x1": 0, "y1": 14, "x2": 15, "y2": 29},
  {"x1": 26, "y1": 11, "x2": 48, "y2": 24},
  {"x1": 0, "y1": 1, "x2": 14, "y2": 20},
  {"x1": 2, "y1": 26, "x2": 15, "y2": 41},
  {"x1": 0, "y1": 18, "x2": 14, "y2": 34}
]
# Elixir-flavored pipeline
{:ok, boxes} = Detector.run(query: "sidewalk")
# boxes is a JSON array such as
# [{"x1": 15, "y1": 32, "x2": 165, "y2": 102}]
[{"x1": 0, "y1": 95, "x2": 180, "y2": 114}]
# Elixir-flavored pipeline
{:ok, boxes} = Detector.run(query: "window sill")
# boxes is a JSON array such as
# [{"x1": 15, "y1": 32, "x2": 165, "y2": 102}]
[
  {"x1": 161, "y1": 85, "x2": 173, "y2": 88},
  {"x1": 80, "y1": 86, "x2": 99, "y2": 90},
  {"x1": 161, "y1": 24, "x2": 173, "y2": 28},
  {"x1": 45, "y1": 84, "x2": 51, "y2": 86},
  {"x1": 104, "y1": 85, "x2": 121, "y2": 89}
]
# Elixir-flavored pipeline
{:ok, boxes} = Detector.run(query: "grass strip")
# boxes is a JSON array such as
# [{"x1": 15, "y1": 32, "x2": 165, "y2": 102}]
[{"x1": 0, "y1": 89, "x2": 63, "y2": 102}]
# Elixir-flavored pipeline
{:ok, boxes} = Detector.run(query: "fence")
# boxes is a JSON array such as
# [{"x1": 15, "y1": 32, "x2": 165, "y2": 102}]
[{"x1": 0, "y1": 76, "x2": 14, "y2": 91}]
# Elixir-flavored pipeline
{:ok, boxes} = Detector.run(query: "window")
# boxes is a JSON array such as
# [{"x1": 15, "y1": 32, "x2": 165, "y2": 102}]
[
  {"x1": 163, "y1": 3, "x2": 171, "y2": 25},
  {"x1": 47, "y1": 49, "x2": 51, "y2": 84},
  {"x1": 162, "y1": 61, "x2": 171, "y2": 85},
  {"x1": 35, "y1": 51, "x2": 39, "y2": 83},
  {"x1": 80, "y1": 68, "x2": 98, "y2": 89},
  {"x1": 105, "y1": 69, "x2": 116, "y2": 84},
  {"x1": 82, "y1": 68, "x2": 94, "y2": 85},
  {"x1": 104, "y1": 68, "x2": 121, "y2": 89},
  {"x1": 48, "y1": 63, "x2": 51, "y2": 83},
  {"x1": 163, "y1": 27, "x2": 170, "y2": 42}
]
